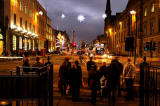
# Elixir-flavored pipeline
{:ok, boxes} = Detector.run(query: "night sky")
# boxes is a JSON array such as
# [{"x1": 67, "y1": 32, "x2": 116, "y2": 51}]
[{"x1": 38, "y1": 0, "x2": 128, "y2": 45}]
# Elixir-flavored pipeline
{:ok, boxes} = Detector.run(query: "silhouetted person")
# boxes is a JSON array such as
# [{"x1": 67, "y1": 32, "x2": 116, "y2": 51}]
[
  {"x1": 75, "y1": 61, "x2": 82, "y2": 87},
  {"x1": 140, "y1": 57, "x2": 149, "y2": 106},
  {"x1": 59, "y1": 61, "x2": 67, "y2": 96},
  {"x1": 87, "y1": 57, "x2": 97, "y2": 105},
  {"x1": 97, "y1": 62, "x2": 109, "y2": 97},
  {"x1": 32, "y1": 57, "x2": 44, "y2": 73},
  {"x1": 113, "y1": 57, "x2": 123, "y2": 97},
  {"x1": 108, "y1": 58, "x2": 121, "y2": 106},
  {"x1": 65, "y1": 58, "x2": 71, "y2": 85},
  {"x1": 123, "y1": 58, "x2": 135, "y2": 101},
  {"x1": 70, "y1": 61, "x2": 82, "y2": 102},
  {"x1": 45, "y1": 56, "x2": 51, "y2": 66},
  {"x1": 23, "y1": 57, "x2": 30, "y2": 73}
]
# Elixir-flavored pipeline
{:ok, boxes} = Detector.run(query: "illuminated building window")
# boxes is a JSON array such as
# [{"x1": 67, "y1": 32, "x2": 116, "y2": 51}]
[
  {"x1": 19, "y1": 37, "x2": 22, "y2": 49},
  {"x1": 29, "y1": 23, "x2": 31, "y2": 31},
  {"x1": 151, "y1": 3, "x2": 155, "y2": 12},
  {"x1": 25, "y1": 6, "x2": 27, "y2": 14},
  {"x1": 0, "y1": 34, "x2": 3, "y2": 39},
  {"x1": 14, "y1": 14, "x2": 16, "y2": 25},
  {"x1": 25, "y1": 38, "x2": 27, "y2": 50},
  {"x1": 19, "y1": 0, "x2": 23, "y2": 11},
  {"x1": 13, "y1": 35, "x2": 16, "y2": 50},
  {"x1": 28, "y1": 40, "x2": 31, "y2": 50},
  {"x1": 29, "y1": 9, "x2": 32, "y2": 18},
  {"x1": 33, "y1": 40, "x2": 35, "y2": 50},
  {"x1": 33, "y1": 25, "x2": 35, "y2": 33},
  {"x1": 144, "y1": 8, "x2": 147, "y2": 16}
]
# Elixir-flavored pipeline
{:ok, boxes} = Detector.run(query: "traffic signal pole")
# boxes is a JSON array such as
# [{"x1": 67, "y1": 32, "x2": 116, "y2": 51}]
[{"x1": 72, "y1": 30, "x2": 75, "y2": 62}]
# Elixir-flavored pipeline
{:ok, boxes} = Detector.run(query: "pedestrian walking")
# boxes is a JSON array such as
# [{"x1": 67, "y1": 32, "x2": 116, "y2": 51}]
[
  {"x1": 70, "y1": 61, "x2": 82, "y2": 102},
  {"x1": 59, "y1": 61, "x2": 67, "y2": 96},
  {"x1": 122, "y1": 58, "x2": 135, "y2": 101},
  {"x1": 97, "y1": 62, "x2": 109, "y2": 97},
  {"x1": 113, "y1": 57, "x2": 123, "y2": 97},
  {"x1": 64, "y1": 58, "x2": 72, "y2": 95},
  {"x1": 75, "y1": 61, "x2": 82, "y2": 87},
  {"x1": 87, "y1": 57, "x2": 98, "y2": 105},
  {"x1": 107, "y1": 58, "x2": 121, "y2": 106}
]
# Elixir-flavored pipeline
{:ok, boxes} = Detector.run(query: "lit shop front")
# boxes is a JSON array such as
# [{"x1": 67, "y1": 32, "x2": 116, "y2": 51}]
[{"x1": 10, "y1": 24, "x2": 39, "y2": 55}]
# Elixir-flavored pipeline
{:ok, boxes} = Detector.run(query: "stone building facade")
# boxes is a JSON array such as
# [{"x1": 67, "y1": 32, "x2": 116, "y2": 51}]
[
  {"x1": 0, "y1": 0, "x2": 55, "y2": 56},
  {"x1": 105, "y1": 0, "x2": 160, "y2": 57}
]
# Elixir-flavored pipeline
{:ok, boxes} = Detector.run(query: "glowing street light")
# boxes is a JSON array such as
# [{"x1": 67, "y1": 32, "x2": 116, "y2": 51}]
[
  {"x1": 102, "y1": 14, "x2": 107, "y2": 19},
  {"x1": 130, "y1": 10, "x2": 136, "y2": 15},
  {"x1": 39, "y1": 11, "x2": 43, "y2": 15},
  {"x1": 77, "y1": 14, "x2": 85, "y2": 22},
  {"x1": 61, "y1": 14, "x2": 66, "y2": 19}
]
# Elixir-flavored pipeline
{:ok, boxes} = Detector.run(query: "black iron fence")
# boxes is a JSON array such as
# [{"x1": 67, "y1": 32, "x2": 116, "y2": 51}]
[
  {"x1": 0, "y1": 64, "x2": 53, "y2": 106},
  {"x1": 140, "y1": 63, "x2": 160, "y2": 106}
]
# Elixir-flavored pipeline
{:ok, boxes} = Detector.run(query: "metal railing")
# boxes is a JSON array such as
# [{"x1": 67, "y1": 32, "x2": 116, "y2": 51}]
[
  {"x1": 0, "y1": 64, "x2": 53, "y2": 106},
  {"x1": 140, "y1": 64, "x2": 160, "y2": 106}
]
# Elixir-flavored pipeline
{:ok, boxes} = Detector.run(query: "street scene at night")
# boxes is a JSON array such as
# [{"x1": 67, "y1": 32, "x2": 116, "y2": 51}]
[{"x1": 0, "y1": 0, "x2": 160, "y2": 106}]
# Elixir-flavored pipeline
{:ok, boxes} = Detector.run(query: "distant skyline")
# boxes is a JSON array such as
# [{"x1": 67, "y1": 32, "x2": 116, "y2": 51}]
[{"x1": 38, "y1": 0, "x2": 128, "y2": 45}]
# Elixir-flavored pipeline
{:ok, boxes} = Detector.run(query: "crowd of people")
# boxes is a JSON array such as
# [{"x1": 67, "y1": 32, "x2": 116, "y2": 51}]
[
  {"x1": 23, "y1": 56, "x2": 51, "y2": 73},
  {"x1": 58, "y1": 56, "x2": 136, "y2": 105}
]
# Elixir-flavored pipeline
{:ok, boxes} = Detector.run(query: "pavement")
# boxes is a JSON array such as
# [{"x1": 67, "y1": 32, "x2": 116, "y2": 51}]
[
  {"x1": 0, "y1": 54, "x2": 159, "y2": 106},
  {"x1": 53, "y1": 85, "x2": 139, "y2": 106}
]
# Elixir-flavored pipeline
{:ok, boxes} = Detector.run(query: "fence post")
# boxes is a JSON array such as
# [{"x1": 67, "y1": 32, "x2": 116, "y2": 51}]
[
  {"x1": 49, "y1": 64, "x2": 53, "y2": 106},
  {"x1": 140, "y1": 63, "x2": 145, "y2": 106},
  {"x1": 16, "y1": 66, "x2": 20, "y2": 76}
]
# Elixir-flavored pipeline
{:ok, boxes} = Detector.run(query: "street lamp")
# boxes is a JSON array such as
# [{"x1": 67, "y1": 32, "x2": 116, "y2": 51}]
[
  {"x1": 61, "y1": 13, "x2": 66, "y2": 19},
  {"x1": 102, "y1": 14, "x2": 107, "y2": 19},
  {"x1": 130, "y1": 10, "x2": 137, "y2": 64},
  {"x1": 77, "y1": 14, "x2": 85, "y2": 23}
]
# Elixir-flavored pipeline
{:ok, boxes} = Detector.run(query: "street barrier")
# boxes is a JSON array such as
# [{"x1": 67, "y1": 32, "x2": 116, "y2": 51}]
[{"x1": 0, "y1": 64, "x2": 53, "y2": 106}]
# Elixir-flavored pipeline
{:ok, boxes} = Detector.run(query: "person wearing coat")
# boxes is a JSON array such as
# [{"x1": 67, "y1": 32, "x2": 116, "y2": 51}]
[
  {"x1": 59, "y1": 61, "x2": 67, "y2": 96},
  {"x1": 70, "y1": 61, "x2": 82, "y2": 102}
]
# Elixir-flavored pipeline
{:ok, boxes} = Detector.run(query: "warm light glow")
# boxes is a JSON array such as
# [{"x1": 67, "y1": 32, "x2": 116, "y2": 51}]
[
  {"x1": 109, "y1": 28, "x2": 112, "y2": 33},
  {"x1": 17, "y1": 27, "x2": 22, "y2": 31},
  {"x1": 0, "y1": 101, "x2": 8, "y2": 105},
  {"x1": 39, "y1": 11, "x2": 43, "y2": 15},
  {"x1": 10, "y1": 24, "x2": 16, "y2": 29},
  {"x1": 27, "y1": 31, "x2": 32, "y2": 35},
  {"x1": 0, "y1": 57, "x2": 23, "y2": 59},
  {"x1": 130, "y1": 10, "x2": 136, "y2": 15},
  {"x1": 119, "y1": 21, "x2": 122, "y2": 25},
  {"x1": 102, "y1": 54, "x2": 107, "y2": 58},
  {"x1": 130, "y1": 10, "x2": 136, "y2": 31},
  {"x1": 119, "y1": 22, "x2": 122, "y2": 31}
]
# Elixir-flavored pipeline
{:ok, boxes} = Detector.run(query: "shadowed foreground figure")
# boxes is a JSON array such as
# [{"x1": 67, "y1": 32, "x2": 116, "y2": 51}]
[
  {"x1": 87, "y1": 57, "x2": 98, "y2": 105},
  {"x1": 70, "y1": 61, "x2": 82, "y2": 102},
  {"x1": 59, "y1": 61, "x2": 67, "y2": 96}
]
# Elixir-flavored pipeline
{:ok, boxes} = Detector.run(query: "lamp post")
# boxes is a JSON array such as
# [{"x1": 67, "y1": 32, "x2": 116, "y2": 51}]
[{"x1": 130, "y1": 10, "x2": 137, "y2": 64}]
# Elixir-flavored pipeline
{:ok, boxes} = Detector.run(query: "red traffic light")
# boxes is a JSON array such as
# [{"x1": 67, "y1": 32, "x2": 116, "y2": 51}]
[{"x1": 72, "y1": 42, "x2": 77, "y2": 47}]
